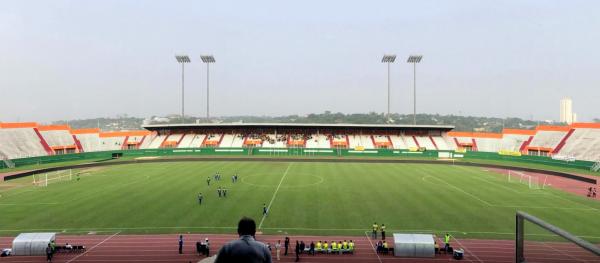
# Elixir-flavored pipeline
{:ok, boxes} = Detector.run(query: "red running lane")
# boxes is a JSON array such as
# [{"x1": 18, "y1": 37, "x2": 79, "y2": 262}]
[{"x1": 1, "y1": 234, "x2": 598, "y2": 263}]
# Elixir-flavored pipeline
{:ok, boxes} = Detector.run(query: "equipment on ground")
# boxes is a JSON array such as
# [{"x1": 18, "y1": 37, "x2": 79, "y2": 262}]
[
  {"x1": 12, "y1": 233, "x2": 56, "y2": 256},
  {"x1": 393, "y1": 233, "x2": 435, "y2": 258},
  {"x1": 33, "y1": 169, "x2": 72, "y2": 187}
]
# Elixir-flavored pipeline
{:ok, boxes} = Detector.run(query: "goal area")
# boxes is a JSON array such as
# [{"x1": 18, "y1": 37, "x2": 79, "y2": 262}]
[
  {"x1": 507, "y1": 170, "x2": 547, "y2": 189},
  {"x1": 32, "y1": 169, "x2": 72, "y2": 187}
]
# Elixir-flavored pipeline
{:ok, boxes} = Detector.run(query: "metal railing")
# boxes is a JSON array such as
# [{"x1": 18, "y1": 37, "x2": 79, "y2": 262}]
[{"x1": 516, "y1": 211, "x2": 600, "y2": 262}]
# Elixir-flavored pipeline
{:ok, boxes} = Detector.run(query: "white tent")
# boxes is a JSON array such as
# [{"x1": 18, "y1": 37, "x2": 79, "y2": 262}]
[
  {"x1": 393, "y1": 233, "x2": 435, "y2": 258},
  {"x1": 12, "y1": 233, "x2": 56, "y2": 256}
]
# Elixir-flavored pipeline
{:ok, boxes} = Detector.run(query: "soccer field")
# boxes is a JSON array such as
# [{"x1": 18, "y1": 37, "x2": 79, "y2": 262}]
[{"x1": 1, "y1": 161, "x2": 599, "y2": 241}]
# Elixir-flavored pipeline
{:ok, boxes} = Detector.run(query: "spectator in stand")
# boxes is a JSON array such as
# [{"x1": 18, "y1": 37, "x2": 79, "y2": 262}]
[{"x1": 214, "y1": 217, "x2": 272, "y2": 263}]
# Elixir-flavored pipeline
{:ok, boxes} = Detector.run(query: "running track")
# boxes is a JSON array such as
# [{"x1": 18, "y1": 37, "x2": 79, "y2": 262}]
[{"x1": 1, "y1": 234, "x2": 598, "y2": 263}]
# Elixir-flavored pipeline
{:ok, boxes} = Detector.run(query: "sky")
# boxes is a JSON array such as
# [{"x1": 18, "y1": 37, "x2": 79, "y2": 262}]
[{"x1": 1, "y1": 0, "x2": 599, "y2": 123}]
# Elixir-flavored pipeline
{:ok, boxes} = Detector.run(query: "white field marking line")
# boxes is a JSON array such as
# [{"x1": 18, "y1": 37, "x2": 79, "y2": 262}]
[
  {"x1": 544, "y1": 189, "x2": 600, "y2": 212},
  {"x1": 241, "y1": 173, "x2": 323, "y2": 189},
  {"x1": 363, "y1": 231, "x2": 383, "y2": 263},
  {"x1": 0, "y1": 202, "x2": 60, "y2": 206},
  {"x1": 425, "y1": 175, "x2": 493, "y2": 206},
  {"x1": 452, "y1": 236, "x2": 484, "y2": 263},
  {"x1": 66, "y1": 231, "x2": 120, "y2": 263},
  {"x1": 454, "y1": 166, "x2": 523, "y2": 194},
  {"x1": 258, "y1": 163, "x2": 292, "y2": 229},
  {"x1": 540, "y1": 241, "x2": 586, "y2": 263}
]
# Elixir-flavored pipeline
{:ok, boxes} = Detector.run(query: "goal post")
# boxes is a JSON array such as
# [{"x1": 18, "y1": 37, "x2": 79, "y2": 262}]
[
  {"x1": 516, "y1": 211, "x2": 600, "y2": 262},
  {"x1": 507, "y1": 170, "x2": 544, "y2": 189},
  {"x1": 32, "y1": 169, "x2": 72, "y2": 187}
]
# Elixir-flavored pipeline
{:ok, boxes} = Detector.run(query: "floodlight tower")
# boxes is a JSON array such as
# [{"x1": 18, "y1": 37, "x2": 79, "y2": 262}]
[
  {"x1": 200, "y1": 55, "x2": 216, "y2": 120},
  {"x1": 381, "y1": 54, "x2": 396, "y2": 122},
  {"x1": 407, "y1": 55, "x2": 423, "y2": 125},
  {"x1": 175, "y1": 55, "x2": 191, "y2": 123}
]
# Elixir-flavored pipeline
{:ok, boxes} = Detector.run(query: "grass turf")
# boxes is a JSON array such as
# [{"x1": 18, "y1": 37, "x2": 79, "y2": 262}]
[{"x1": 1, "y1": 161, "x2": 599, "y2": 242}]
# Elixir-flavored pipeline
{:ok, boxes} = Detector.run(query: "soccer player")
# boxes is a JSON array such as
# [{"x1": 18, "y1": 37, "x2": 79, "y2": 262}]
[
  {"x1": 207, "y1": 177, "x2": 211, "y2": 186},
  {"x1": 263, "y1": 203, "x2": 268, "y2": 216},
  {"x1": 217, "y1": 187, "x2": 222, "y2": 198},
  {"x1": 198, "y1": 193, "x2": 203, "y2": 205},
  {"x1": 223, "y1": 188, "x2": 227, "y2": 198}
]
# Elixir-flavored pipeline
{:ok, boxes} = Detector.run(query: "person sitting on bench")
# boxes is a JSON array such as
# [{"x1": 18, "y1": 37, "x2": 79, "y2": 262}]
[{"x1": 65, "y1": 243, "x2": 73, "y2": 251}]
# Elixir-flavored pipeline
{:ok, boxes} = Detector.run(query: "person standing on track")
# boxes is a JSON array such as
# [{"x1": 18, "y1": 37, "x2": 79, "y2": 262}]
[
  {"x1": 284, "y1": 237, "x2": 290, "y2": 256},
  {"x1": 381, "y1": 224, "x2": 386, "y2": 240},
  {"x1": 295, "y1": 240, "x2": 300, "y2": 262},
  {"x1": 46, "y1": 243, "x2": 52, "y2": 262},
  {"x1": 178, "y1": 235, "x2": 184, "y2": 254},
  {"x1": 275, "y1": 240, "x2": 281, "y2": 261},
  {"x1": 444, "y1": 233, "x2": 451, "y2": 253},
  {"x1": 371, "y1": 222, "x2": 378, "y2": 239}
]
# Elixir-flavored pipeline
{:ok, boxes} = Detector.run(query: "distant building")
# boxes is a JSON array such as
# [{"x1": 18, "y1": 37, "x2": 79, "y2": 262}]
[{"x1": 559, "y1": 97, "x2": 576, "y2": 124}]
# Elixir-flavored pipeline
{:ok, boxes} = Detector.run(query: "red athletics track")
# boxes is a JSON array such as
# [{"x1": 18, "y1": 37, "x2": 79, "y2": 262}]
[
  {"x1": 487, "y1": 168, "x2": 599, "y2": 199},
  {"x1": 1, "y1": 234, "x2": 598, "y2": 263}
]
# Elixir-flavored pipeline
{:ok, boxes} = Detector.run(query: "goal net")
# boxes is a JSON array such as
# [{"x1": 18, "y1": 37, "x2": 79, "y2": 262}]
[
  {"x1": 32, "y1": 169, "x2": 72, "y2": 187},
  {"x1": 508, "y1": 171, "x2": 545, "y2": 189}
]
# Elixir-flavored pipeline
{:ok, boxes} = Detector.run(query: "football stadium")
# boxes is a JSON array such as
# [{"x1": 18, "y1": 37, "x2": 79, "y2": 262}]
[
  {"x1": 1, "y1": 122, "x2": 600, "y2": 262},
  {"x1": 3, "y1": 1, "x2": 600, "y2": 263}
]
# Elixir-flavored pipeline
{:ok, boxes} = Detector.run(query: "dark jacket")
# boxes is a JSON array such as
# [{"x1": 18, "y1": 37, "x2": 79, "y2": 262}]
[{"x1": 215, "y1": 235, "x2": 272, "y2": 263}]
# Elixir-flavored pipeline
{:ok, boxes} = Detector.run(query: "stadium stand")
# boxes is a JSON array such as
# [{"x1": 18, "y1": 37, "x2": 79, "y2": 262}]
[
  {"x1": 0, "y1": 123, "x2": 50, "y2": 159},
  {"x1": 4, "y1": 121, "x2": 600, "y2": 164},
  {"x1": 526, "y1": 126, "x2": 570, "y2": 156},
  {"x1": 389, "y1": 135, "x2": 407, "y2": 149},
  {"x1": 557, "y1": 123, "x2": 600, "y2": 161}
]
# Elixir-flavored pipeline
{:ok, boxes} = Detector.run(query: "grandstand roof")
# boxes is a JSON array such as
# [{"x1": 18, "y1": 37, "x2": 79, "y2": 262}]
[{"x1": 143, "y1": 123, "x2": 455, "y2": 131}]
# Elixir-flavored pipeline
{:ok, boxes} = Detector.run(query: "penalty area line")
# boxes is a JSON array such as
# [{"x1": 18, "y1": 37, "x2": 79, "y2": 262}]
[{"x1": 258, "y1": 163, "x2": 293, "y2": 230}]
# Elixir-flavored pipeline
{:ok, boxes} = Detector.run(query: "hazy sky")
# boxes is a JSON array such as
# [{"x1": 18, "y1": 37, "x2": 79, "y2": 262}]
[{"x1": 1, "y1": 0, "x2": 599, "y2": 123}]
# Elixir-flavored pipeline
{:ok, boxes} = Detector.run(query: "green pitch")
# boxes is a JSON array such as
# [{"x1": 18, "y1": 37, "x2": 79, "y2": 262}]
[{"x1": 1, "y1": 161, "x2": 599, "y2": 241}]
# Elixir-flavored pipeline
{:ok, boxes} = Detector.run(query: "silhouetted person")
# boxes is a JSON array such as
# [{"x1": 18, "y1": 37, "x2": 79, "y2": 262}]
[
  {"x1": 284, "y1": 237, "x2": 290, "y2": 255},
  {"x1": 178, "y1": 235, "x2": 183, "y2": 254},
  {"x1": 295, "y1": 241, "x2": 300, "y2": 262},
  {"x1": 215, "y1": 217, "x2": 272, "y2": 263}
]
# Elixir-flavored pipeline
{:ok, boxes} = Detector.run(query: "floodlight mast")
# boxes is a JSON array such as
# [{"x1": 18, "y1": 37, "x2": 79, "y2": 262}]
[
  {"x1": 175, "y1": 55, "x2": 191, "y2": 123},
  {"x1": 407, "y1": 55, "x2": 422, "y2": 125},
  {"x1": 381, "y1": 54, "x2": 396, "y2": 122},
  {"x1": 201, "y1": 55, "x2": 215, "y2": 120}
]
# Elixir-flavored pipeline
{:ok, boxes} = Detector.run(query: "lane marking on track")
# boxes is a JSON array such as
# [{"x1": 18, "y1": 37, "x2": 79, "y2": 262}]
[
  {"x1": 66, "y1": 231, "x2": 120, "y2": 263},
  {"x1": 258, "y1": 163, "x2": 292, "y2": 229},
  {"x1": 540, "y1": 241, "x2": 586, "y2": 263},
  {"x1": 363, "y1": 231, "x2": 382, "y2": 263},
  {"x1": 453, "y1": 236, "x2": 484, "y2": 263}
]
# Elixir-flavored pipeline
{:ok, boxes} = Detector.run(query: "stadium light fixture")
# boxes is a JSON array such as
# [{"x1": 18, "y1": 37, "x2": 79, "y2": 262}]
[
  {"x1": 381, "y1": 54, "x2": 396, "y2": 122},
  {"x1": 175, "y1": 55, "x2": 191, "y2": 123},
  {"x1": 407, "y1": 55, "x2": 423, "y2": 125},
  {"x1": 200, "y1": 55, "x2": 215, "y2": 120}
]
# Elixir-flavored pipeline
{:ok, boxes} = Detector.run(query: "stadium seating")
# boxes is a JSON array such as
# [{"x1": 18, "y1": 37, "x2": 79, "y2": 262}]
[
  {"x1": 389, "y1": 135, "x2": 407, "y2": 149},
  {"x1": 0, "y1": 128, "x2": 48, "y2": 159},
  {"x1": 431, "y1": 136, "x2": 450, "y2": 150},
  {"x1": 557, "y1": 128, "x2": 600, "y2": 161},
  {"x1": 414, "y1": 136, "x2": 436, "y2": 150},
  {"x1": 527, "y1": 130, "x2": 568, "y2": 150}
]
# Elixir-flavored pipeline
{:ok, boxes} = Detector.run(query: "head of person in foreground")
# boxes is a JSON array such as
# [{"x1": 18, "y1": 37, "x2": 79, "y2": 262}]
[{"x1": 215, "y1": 217, "x2": 272, "y2": 263}]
